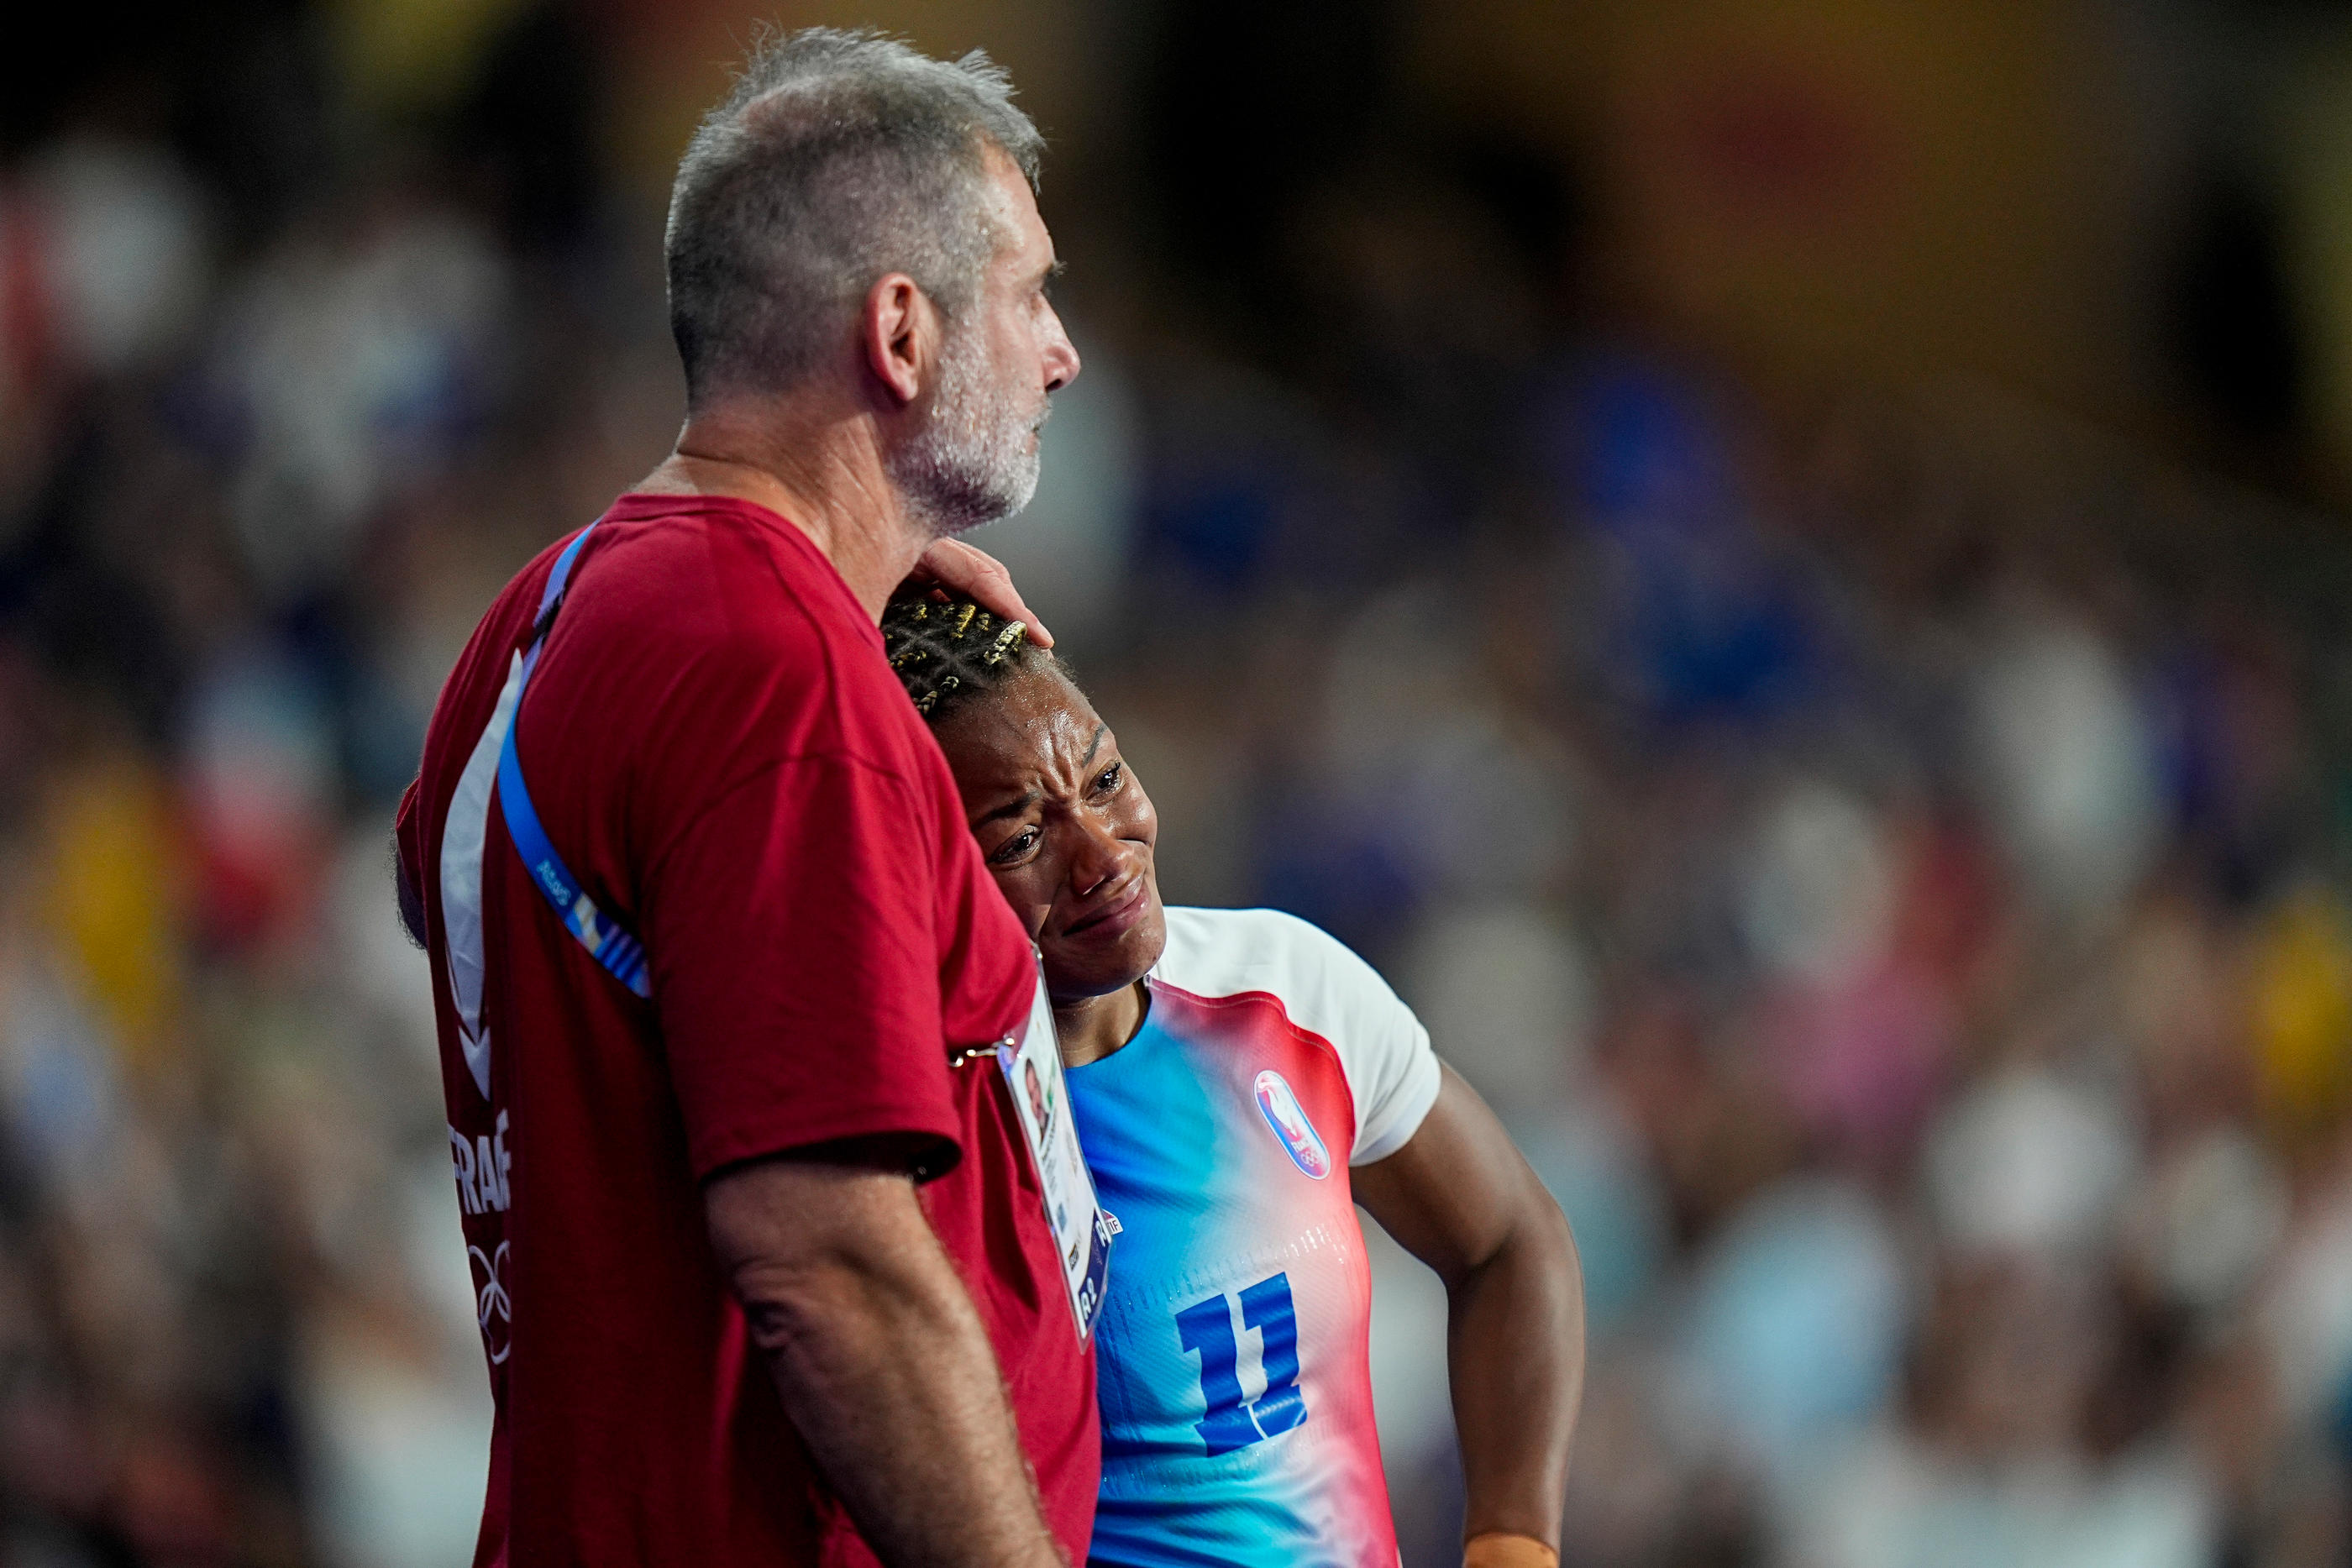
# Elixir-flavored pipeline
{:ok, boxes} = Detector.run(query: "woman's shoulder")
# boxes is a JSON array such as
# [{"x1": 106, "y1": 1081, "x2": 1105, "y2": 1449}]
[{"x1": 1155, "y1": 907, "x2": 1394, "y2": 1017}]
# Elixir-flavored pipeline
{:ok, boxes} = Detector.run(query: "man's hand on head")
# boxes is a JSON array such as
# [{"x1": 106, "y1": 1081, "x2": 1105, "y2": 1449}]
[{"x1": 906, "y1": 539, "x2": 1055, "y2": 648}]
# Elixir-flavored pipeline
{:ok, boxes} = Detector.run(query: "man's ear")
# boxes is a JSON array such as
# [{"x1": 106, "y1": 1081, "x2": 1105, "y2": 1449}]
[{"x1": 862, "y1": 273, "x2": 935, "y2": 408}]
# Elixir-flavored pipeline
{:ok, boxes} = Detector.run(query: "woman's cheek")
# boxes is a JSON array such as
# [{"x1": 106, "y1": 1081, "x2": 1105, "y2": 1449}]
[{"x1": 990, "y1": 869, "x2": 1052, "y2": 939}]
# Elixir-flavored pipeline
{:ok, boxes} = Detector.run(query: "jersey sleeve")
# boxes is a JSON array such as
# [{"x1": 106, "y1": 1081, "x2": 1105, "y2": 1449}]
[
  {"x1": 1168, "y1": 909, "x2": 1441, "y2": 1166},
  {"x1": 639, "y1": 752, "x2": 961, "y2": 1181},
  {"x1": 1309, "y1": 930, "x2": 1441, "y2": 1166}
]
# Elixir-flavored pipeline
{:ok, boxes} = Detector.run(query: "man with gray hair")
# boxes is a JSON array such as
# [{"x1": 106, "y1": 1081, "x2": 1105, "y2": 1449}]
[{"x1": 396, "y1": 29, "x2": 1095, "y2": 1567}]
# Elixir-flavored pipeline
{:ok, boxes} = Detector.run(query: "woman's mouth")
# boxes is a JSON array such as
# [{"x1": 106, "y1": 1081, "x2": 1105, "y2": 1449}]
[{"x1": 1061, "y1": 878, "x2": 1149, "y2": 941}]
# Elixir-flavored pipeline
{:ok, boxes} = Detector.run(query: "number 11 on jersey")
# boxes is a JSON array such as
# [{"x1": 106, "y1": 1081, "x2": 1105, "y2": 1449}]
[{"x1": 1174, "y1": 1272, "x2": 1309, "y2": 1456}]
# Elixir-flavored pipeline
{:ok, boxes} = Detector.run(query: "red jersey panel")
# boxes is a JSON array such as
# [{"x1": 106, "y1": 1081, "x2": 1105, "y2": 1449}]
[{"x1": 395, "y1": 492, "x2": 1097, "y2": 1567}]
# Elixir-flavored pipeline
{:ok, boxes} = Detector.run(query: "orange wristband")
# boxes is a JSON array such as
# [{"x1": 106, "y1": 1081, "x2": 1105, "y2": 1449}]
[{"x1": 1464, "y1": 1533, "x2": 1558, "y2": 1568}]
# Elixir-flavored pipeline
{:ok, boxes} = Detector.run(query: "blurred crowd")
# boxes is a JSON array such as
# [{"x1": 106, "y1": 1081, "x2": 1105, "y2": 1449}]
[{"x1": 4, "y1": 4, "x2": 2352, "y2": 1566}]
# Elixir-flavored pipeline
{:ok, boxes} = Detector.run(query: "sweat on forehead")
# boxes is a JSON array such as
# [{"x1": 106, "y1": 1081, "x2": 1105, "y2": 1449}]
[{"x1": 879, "y1": 595, "x2": 1075, "y2": 723}]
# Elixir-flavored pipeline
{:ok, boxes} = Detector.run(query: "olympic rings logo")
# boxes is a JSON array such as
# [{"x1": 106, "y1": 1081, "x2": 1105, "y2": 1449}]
[{"x1": 470, "y1": 1241, "x2": 512, "y2": 1365}]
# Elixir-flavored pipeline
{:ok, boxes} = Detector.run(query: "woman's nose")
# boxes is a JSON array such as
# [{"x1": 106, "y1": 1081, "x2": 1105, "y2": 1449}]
[{"x1": 1068, "y1": 821, "x2": 1125, "y2": 896}]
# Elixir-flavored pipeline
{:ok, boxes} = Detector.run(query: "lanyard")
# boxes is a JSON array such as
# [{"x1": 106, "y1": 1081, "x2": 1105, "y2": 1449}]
[
  {"x1": 496, "y1": 521, "x2": 653, "y2": 998},
  {"x1": 492, "y1": 520, "x2": 1109, "y2": 1329}
]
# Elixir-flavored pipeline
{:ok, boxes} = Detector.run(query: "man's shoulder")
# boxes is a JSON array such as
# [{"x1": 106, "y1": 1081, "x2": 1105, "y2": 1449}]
[
  {"x1": 549, "y1": 495, "x2": 928, "y2": 755},
  {"x1": 425, "y1": 495, "x2": 853, "y2": 710},
  {"x1": 418, "y1": 493, "x2": 924, "y2": 821},
  {"x1": 571, "y1": 493, "x2": 869, "y2": 656}
]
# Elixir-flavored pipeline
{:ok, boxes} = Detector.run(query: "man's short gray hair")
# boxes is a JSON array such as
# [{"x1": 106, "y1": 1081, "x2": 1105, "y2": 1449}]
[{"x1": 664, "y1": 28, "x2": 1044, "y2": 404}]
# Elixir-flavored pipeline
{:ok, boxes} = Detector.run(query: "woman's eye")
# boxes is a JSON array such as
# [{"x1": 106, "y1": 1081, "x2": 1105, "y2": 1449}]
[
  {"x1": 992, "y1": 828, "x2": 1039, "y2": 864},
  {"x1": 1093, "y1": 763, "x2": 1124, "y2": 795}
]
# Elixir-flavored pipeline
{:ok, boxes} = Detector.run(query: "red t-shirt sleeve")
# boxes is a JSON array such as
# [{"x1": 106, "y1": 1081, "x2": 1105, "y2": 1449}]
[
  {"x1": 641, "y1": 751, "x2": 961, "y2": 1181},
  {"x1": 393, "y1": 777, "x2": 428, "y2": 948}
]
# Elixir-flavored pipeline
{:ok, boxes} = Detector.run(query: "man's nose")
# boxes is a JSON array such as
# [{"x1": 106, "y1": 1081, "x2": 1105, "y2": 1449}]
[{"x1": 1042, "y1": 308, "x2": 1080, "y2": 394}]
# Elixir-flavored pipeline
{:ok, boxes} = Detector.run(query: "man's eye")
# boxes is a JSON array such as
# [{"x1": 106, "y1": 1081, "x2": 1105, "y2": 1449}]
[
  {"x1": 992, "y1": 828, "x2": 1039, "y2": 864},
  {"x1": 1093, "y1": 763, "x2": 1123, "y2": 794}
]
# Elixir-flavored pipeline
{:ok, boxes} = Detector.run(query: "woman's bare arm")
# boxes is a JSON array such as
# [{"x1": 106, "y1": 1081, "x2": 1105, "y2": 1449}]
[{"x1": 1352, "y1": 1064, "x2": 1584, "y2": 1557}]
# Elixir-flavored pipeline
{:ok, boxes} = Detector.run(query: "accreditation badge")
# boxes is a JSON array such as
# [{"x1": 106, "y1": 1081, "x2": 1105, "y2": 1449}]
[{"x1": 997, "y1": 953, "x2": 1112, "y2": 1340}]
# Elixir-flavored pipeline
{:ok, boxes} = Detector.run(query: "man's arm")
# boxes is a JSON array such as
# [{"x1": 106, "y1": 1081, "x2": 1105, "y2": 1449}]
[
  {"x1": 1352, "y1": 1065, "x2": 1584, "y2": 1563},
  {"x1": 705, "y1": 1154, "x2": 1065, "y2": 1568}
]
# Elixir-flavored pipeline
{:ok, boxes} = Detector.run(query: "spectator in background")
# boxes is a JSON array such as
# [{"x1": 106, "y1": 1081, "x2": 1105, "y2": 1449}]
[
  {"x1": 8, "y1": 8, "x2": 2352, "y2": 1566},
  {"x1": 395, "y1": 29, "x2": 1090, "y2": 1567}
]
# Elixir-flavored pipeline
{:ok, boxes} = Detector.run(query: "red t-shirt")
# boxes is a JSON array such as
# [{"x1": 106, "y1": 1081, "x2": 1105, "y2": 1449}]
[{"x1": 395, "y1": 492, "x2": 1098, "y2": 1566}]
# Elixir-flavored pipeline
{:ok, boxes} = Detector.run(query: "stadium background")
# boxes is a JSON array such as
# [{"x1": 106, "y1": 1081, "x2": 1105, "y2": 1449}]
[{"x1": 6, "y1": 0, "x2": 2352, "y2": 1563}]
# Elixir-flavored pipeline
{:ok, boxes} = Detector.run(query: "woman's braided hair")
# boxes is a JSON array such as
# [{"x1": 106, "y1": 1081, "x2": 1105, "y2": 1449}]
[{"x1": 879, "y1": 592, "x2": 1056, "y2": 723}]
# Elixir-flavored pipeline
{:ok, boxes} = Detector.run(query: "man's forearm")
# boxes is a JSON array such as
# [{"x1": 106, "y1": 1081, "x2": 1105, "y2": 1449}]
[
  {"x1": 709, "y1": 1161, "x2": 1063, "y2": 1568},
  {"x1": 1448, "y1": 1207, "x2": 1583, "y2": 1546}
]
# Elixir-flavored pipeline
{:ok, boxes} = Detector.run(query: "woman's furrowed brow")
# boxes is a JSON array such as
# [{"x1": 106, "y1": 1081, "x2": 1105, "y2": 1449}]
[{"x1": 974, "y1": 787, "x2": 1042, "y2": 828}]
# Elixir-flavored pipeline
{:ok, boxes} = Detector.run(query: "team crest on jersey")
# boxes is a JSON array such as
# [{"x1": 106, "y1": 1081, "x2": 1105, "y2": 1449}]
[{"x1": 1253, "y1": 1070, "x2": 1331, "y2": 1179}]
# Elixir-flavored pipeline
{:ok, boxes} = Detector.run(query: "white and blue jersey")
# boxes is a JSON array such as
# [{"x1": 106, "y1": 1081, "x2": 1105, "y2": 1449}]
[{"x1": 1068, "y1": 907, "x2": 1441, "y2": 1567}]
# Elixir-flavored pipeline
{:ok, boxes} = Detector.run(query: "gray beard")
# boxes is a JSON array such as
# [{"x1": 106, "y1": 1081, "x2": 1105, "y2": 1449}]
[{"x1": 887, "y1": 328, "x2": 1045, "y2": 538}]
